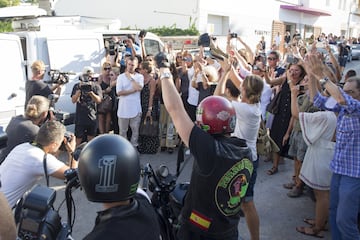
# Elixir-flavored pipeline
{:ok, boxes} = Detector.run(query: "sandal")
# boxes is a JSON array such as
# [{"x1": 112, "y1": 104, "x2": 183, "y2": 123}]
[
  {"x1": 303, "y1": 218, "x2": 316, "y2": 226},
  {"x1": 303, "y1": 218, "x2": 329, "y2": 231},
  {"x1": 267, "y1": 167, "x2": 278, "y2": 175},
  {"x1": 296, "y1": 226, "x2": 324, "y2": 238},
  {"x1": 287, "y1": 186, "x2": 303, "y2": 198},
  {"x1": 283, "y1": 182, "x2": 295, "y2": 189}
]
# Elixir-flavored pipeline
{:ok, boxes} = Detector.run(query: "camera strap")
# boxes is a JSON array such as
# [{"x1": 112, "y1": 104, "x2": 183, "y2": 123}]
[
  {"x1": 43, "y1": 153, "x2": 49, "y2": 187},
  {"x1": 32, "y1": 142, "x2": 49, "y2": 187}
]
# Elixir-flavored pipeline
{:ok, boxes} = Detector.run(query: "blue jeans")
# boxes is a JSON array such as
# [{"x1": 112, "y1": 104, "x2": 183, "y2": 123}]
[{"x1": 330, "y1": 173, "x2": 360, "y2": 240}]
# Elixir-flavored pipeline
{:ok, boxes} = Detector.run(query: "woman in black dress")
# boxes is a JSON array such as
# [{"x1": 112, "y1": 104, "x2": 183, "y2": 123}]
[{"x1": 264, "y1": 63, "x2": 306, "y2": 175}]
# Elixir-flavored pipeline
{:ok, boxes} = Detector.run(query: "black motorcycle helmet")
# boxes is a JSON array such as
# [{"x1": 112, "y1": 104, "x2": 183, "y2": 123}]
[{"x1": 78, "y1": 134, "x2": 140, "y2": 203}]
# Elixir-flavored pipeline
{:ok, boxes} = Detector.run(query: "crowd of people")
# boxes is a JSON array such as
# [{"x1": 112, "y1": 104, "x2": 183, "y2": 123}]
[{"x1": 0, "y1": 30, "x2": 359, "y2": 240}]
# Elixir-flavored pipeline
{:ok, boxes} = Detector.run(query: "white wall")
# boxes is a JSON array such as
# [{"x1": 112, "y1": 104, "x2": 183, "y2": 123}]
[{"x1": 53, "y1": 0, "x2": 356, "y2": 46}]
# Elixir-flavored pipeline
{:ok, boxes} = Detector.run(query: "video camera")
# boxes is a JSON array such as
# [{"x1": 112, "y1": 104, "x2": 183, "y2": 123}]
[
  {"x1": 46, "y1": 69, "x2": 75, "y2": 84},
  {"x1": 108, "y1": 39, "x2": 126, "y2": 56},
  {"x1": 78, "y1": 74, "x2": 97, "y2": 94}
]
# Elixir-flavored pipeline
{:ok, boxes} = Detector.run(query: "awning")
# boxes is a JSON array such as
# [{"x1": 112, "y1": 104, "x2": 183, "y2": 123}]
[{"x1": 280, "y1": 5, "x2": 331, "y2": 16}]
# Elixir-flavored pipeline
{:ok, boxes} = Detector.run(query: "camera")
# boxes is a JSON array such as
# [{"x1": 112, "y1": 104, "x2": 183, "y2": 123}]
[
  {"x1": 16, "y1": 185, "x2": 62, "y2": 240},
  {"x1": 154, "y1": 52, "x2": 170, "y2": 68},
  {"x1": 139, "y1": 30, "x2": 147, "y2": 38},
  {"x1": 108, "y1": 40, "x2": 126, "y2": 56},
  {"x1": 46, "y1": 69, "x2": 74, "y2": 84},
  {"x1": 80, "y1": 83, "x2": 92, "y2": 93},
  {"x1": 230, "y1": 32, "x2": 238, "y2": 38},
  {"x1": 299, "y1": 85, "x2": 305, "y2": 91},
  {"x1": 59, "y1": 131, "x2": 73, "y2": 152},
  {"x1": 78, "y1": 75, "x2": 94, "y2": 94},
  {"x1": 198, "y1": 33, "x2": 211, "y2": 47}
]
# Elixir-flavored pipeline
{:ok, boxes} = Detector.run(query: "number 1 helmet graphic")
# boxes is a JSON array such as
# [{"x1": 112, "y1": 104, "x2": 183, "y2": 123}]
[{"x1": 78, "y1": 134, "x2": 140, "y2": 202}]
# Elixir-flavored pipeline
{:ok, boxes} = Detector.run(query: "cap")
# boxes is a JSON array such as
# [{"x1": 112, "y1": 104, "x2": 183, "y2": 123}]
[{"x1": 82, "y1": 66, "x2": 94, "y2": 75}]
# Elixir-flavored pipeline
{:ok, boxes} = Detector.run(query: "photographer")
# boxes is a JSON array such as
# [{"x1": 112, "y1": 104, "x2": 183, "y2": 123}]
[
  {"x1": 0, "y1": 121, "x2": 77, "y2": 208},
  {"x1": 0, "y1": 95, "x2": 50, "y2": 164},
  {"x1": 120, "y1": 34, "x2": 142, "y2": 68},
  {"x1": 25, "y1": 60, "x2": 63, "y2": 107},
  {"x1": 71, "y1": 66, "x2": 102, "y2": 146},
  {"x1": 77, "y1": 134, "x2": 161, "y2": 240}
]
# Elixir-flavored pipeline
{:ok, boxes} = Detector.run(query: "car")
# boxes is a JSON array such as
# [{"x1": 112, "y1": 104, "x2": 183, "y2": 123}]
[{"x1": 351, "y1": 44, "x2": 360, "y2": 60}]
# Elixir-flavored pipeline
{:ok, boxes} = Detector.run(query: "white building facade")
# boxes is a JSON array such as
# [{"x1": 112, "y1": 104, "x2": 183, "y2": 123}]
[{"x1": 51, "y1": 0, "x2": 360, "y2": 49}]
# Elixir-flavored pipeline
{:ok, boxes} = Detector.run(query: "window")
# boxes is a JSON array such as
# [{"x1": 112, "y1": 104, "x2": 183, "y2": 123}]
[{"x1": 144, "y1": 39, "x2": 161, "y2": 56}]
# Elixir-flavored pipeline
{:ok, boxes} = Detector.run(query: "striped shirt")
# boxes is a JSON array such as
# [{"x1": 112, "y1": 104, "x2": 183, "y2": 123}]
[{"x1": 313, "y1": 90, "x2": 360, "y2": 178}]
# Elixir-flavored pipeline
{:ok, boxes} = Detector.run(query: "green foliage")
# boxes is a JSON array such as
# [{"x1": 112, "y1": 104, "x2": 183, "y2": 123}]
[
  {"x1": 0, "y1": 0, "x2": 20, "y2": 7},
  {"x1": 146, "y1": 17, "x2": 199, "y2": 36},
  {"x1": 0, "y1": 20, "x2": 12, "y2": 32}
]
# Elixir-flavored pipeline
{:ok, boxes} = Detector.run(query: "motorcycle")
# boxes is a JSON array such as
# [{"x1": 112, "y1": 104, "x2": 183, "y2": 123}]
[
  {"x1": 141, "y1": 163, "x2": 189, "y2": 240},
  {"x1": 14, "y1": 144, "x2": 190, "y2": 240}
]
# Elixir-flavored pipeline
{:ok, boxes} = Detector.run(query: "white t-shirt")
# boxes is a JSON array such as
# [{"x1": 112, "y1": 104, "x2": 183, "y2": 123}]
[
  {"x1": 231, "y1": 101, "x2": 261, "y2": 161},
  {"x1": 116, "y1": 73, "x2": 144, "y2": 118},
  {"x1": 186, "y1": 67, "x2": 199, "y2": 106},
  {"x1": 0, "y1": 143, "x2": 65, "y2": 207},
  {"x1": 260, "y1": 80, "x2": 272, "y2": 119}
]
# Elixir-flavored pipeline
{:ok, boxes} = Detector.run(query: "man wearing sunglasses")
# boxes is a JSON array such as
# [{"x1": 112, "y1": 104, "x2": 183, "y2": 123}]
[{"x1": 266, "y1": 51, "x2": 285, "y2": 78}]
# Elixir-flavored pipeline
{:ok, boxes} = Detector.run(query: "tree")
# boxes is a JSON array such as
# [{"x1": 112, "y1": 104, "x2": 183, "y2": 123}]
[{"x1": 0, "y1": 0, "x2": 21, "y2": 7}]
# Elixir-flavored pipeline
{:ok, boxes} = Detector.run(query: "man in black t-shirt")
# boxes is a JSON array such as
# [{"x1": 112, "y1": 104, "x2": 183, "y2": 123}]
[
  {"x1": 71, "y1": 67, "x2": 102, "y2": 146},
  {"x1": 25, "y1": 60, "x2": 62, "y2": 107},
  {"x1": 0, "y1": 95, "x2": 50, "y2": 164},
  {"x1": 157, "y1": 53, "x2": 253, "y2": 240}
]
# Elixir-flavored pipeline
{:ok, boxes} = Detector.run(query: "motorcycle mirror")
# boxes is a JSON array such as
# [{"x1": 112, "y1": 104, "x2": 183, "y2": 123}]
[{"x1": 156, "y1": 165, "x2": 169, "y2": 178}]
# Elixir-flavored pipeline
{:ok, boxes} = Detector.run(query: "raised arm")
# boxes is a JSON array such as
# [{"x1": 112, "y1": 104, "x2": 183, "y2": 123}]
[
  {"x1": 213, "y1": 60, "x2": 231, "y2": 97},
  {"x1": 160, "y1": 68, "x2": 194, "y2": 147},
  {"x1": 305, "y1": 54, "x2": 345, "y2": 105}
]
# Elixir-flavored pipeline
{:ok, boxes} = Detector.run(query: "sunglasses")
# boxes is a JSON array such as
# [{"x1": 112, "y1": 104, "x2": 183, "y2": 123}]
[
  {"x1": 267, "y1": 57, "x2": 277, "y2": 61},
  {"x1": 104, "y1": 67, "x2": 111, "y2": 70}
]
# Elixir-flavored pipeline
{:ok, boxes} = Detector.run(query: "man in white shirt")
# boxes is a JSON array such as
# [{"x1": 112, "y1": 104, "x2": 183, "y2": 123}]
[
  {"x1": 116, "y1": 57, "x2": 144, "y2": 148},
  {"x1": 0, "y1": 121, "x2": 77, "y2": 208}
]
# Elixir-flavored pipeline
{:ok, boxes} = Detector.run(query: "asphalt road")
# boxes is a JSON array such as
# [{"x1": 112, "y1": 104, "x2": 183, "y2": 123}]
[{"x1": 31, "y1": 60, "x2": 360, "y2": 239}]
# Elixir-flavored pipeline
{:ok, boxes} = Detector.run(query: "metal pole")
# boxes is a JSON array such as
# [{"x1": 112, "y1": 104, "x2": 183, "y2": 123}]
[{"x1": 347, "y1": 11, "x2": 352, "y2": 40}]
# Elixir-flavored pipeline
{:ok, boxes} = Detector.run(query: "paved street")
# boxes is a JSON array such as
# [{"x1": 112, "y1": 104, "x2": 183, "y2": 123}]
[{"x1": 41, "y1": 61, "x2": 359, "y2": 239}]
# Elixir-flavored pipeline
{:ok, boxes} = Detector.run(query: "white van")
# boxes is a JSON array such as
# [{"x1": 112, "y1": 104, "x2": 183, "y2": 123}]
[
  {"x1": 10, "y1": 30, "x2": 106, "y2": 124},
  {"x1": 0, "y1": 33, "x2": 27, "y2": 147}
]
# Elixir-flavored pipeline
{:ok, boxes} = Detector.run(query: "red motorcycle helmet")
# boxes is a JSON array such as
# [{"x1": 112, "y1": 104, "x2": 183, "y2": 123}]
[{"x1": 196, "y1": 96, "x2": 236, "y2": 135}]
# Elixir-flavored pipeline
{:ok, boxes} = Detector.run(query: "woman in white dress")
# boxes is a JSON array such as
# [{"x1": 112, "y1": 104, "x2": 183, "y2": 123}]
[{"x1": 290, "y1": 74, "x2": 337, "y2": 238}]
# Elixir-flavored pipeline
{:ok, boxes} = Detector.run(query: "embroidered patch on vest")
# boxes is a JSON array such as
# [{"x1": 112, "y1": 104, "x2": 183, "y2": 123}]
[
  {"x1": 215, "y1": 158, "x2": 253, "y2": 216},
  {"x1": 189, "y1": 210, "x2": 212, "y2": 231}
]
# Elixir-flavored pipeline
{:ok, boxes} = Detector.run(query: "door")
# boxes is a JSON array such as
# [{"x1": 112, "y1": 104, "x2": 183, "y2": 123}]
[{"x1": 0, "y1": 34, "x2": 26, "y2": 145}]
